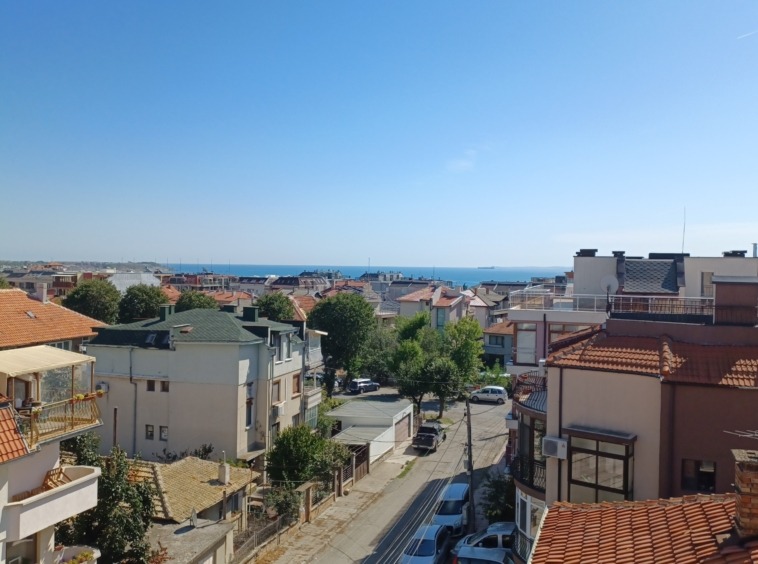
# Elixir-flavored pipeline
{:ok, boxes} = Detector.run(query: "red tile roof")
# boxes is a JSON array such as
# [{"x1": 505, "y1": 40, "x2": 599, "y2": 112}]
[
  {"x1": 201, "y1": 290, "x2": 253, "y2": 305},
  {"x1": 531, "y1": 494, "x2": 758, "y2": 564},
  {"x1": 161, "y1": 285, "x2": 182, "y2": 304},
  {"x1": 397, "y1": 287, "x2": 435, "y2": 302},
  {"x1": 0, "y1": 289, "x2": 104, "y2": 350},
  {"x1": 0, "y1": 401, "x2": 30, "y2": 463},
  {"x1": 549, "y1": 331, "x2": 758, "y2": 387},
  {"x1": 292, "y1": 294, "x2": 317, "y2": 314},
  {"x1": 484, "y1": 321, "x2": 514, "y2": 335}
]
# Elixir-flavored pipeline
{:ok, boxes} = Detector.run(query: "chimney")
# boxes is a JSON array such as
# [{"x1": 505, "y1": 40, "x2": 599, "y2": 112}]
[
  {"x1": 538, "y1": 359, "x2": 547, "y2": 377},
  {"x1": 242, "y1": 306, "x2": 259, "y2": 322},
  {"x1": 753, "y1": 243, "x2": 757, "y2": 258},
  {"x1": 221, "y1": 304, "x2": 236, "y2": 313},
  {"x1": 733, "y1": 450, "x2": 758, "y2": 538},
  {"x1": 723, "y1": 250, "x2": 748, "y2": 258},
  {"x1": 33, "y1": 282, "x2": 48, "y2": 303},
  {"x1": 218, "y1": 454, "x2": 231, "y2": 485},
  {"x1": 576, "y1": 249, "x2": 598, "y2": 257},
  {"x1": 159, "y1": 304, "x2": 172, "y2": 321}
]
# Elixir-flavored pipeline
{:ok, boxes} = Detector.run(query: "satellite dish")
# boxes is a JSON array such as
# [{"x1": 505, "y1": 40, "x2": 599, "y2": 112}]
[{"x1": 600, "y1": 275, "x2": 619, "y2": 295}]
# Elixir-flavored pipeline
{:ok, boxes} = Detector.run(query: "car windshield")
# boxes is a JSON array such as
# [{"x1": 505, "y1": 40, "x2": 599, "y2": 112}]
[
  {"x1": 437, "y1": 500, "x2": 463, "y2": 515},
  {"x1": 405, "y1": 538, "x2": 436, "y2": 557}
]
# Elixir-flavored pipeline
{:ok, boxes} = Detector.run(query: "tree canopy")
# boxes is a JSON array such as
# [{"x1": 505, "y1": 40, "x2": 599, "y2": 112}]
[
  {"x1": 0, "y1": 277, "x2": 10, "y2": 289},
  {"x1": 63, "y1": 279, "x2": 121, "y2": 324},
  {"x1": 444, "y1": 316, "x2": 484, "y2": 382},
  {"x1": 393, "y1": 339, "x2": 428, "y2": 413},
  {"x1": 357, "y1": 324, "x2": 397, "y2": 385},
  {"x1": 58, "y1": 433, "x2": 154, "y2": 563},
  {"x1": 308, "y1": 293, "x2": 375, "y2": 378},
  {"x1": 174, "y1": 290, "x2": 218, "y2": 312},
  {"x1": 119, "y1": 284, "x2": 168, "y2": 323},
  {"x1": 266, "y1": 425, "x2": 350, "y2": 487},
  {"x1": 256, "y1": 292, "x2": 296, "y2": 321}
]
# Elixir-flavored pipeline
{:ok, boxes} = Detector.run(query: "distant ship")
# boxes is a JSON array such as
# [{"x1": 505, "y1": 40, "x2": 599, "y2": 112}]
[{"x1": 477, "y1": 266, "x2": 496, "y2": 269}]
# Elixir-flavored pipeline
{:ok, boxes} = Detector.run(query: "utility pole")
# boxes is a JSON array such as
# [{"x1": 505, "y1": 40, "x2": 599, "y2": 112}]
[{"x1": 465, "y1": 397, "x2": 475, "y2": 534}]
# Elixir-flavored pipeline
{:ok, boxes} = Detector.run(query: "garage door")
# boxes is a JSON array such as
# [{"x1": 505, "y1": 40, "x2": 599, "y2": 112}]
[{"x1": 394, "y1": 414, "x2": 411, "y2": 445}]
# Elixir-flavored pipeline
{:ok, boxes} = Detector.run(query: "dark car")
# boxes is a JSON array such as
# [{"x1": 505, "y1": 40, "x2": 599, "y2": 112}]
[{"x1": 348, "y1": 378, "x2": 380, "y2": 393}]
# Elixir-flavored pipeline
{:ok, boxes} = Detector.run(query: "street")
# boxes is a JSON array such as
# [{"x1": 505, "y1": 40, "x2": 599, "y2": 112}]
[{"x1": 300, "y1": 389, "x2": 510, "y2": 563}]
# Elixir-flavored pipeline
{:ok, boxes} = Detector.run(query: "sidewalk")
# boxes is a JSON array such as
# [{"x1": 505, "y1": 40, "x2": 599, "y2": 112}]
[{"x1": 257, "y1": 442, "x2": 414, "y2": 564}]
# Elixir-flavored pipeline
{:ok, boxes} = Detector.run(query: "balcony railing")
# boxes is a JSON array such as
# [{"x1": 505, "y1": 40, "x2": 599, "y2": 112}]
[
  {"x1": 17, "y1": 396, "x2": 102, "y2": 448},
  {"x1": 513, "y1": 527, "x2": 534, "y2": 562},
  {"x1": 512, "y1": 371, "x2": 547, "y2": 412},
  {"x1": 511, "y1": 455, "x2": 546, "y2": 493}
]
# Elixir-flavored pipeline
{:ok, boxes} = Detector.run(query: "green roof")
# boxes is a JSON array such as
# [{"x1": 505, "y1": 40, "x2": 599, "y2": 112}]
[{"x1": 91, "y1": 309, "x2": 264, "y2": 348}]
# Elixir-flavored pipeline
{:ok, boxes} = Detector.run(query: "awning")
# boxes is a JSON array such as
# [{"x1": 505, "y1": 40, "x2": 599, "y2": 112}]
[
  {"x1": 237, "y1": 447, "x2": 266, "y2": 462},
  {"x1": 0, "y1": 346, "x2": 95, "y2": 378}
]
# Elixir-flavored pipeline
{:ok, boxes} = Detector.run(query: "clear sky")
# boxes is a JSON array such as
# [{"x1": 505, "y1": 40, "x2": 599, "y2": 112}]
[{"x1": 2, "y1": 2, "x2": 758, "y2": 267}]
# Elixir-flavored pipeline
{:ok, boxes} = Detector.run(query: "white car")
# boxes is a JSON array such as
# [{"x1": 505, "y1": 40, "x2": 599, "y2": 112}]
[
  {"x1": 452, "y1": 522, "x2": 516, "y2": 557},
  {"x1": 470, "y1": 386, "x2": 507, "y2": 404},
  {"x1": 401, "y1": 524, "x2": 451, "y2": 564},
  {"x1": 431, "y1": 483, "x2": 470, "y2": 537}
]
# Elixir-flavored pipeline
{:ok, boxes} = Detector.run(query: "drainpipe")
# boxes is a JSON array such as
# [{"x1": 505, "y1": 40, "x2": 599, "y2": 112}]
[
  {"x1": 129, "y1": 347, "x2": 137, "y2": 456},
  {"x1": 558, "y1": 367, "x2": 564, "y2": 502}
]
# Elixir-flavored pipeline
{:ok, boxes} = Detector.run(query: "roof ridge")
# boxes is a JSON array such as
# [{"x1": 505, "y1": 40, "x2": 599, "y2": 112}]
[{"x1": 660, "y1": 335, "x2": 674, "y2": 377}]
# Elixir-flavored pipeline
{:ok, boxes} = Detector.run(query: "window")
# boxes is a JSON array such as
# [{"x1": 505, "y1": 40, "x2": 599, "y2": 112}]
[
  {"x1": 436, "y1": 308, "x2": 446, "y2": 328},
  {"x1": 272, "y1": 380, "x2": 281, "y2": 403},
  {"x1": 568, "y1": 433, "x2": 634, "y2": 502},
  {"x1": 292, "y1": 375, "x2": 301, "y2": 395},
  {"x1": 305, "y1": 405, "x2": 319, "y2": 429},
  {"x1": 147, "y1": 380, "x2": 155, "y2": 392},
  {"x1": 682, "y1": 459, "x2": 716, "y2": 492},
  {"x1": 145, "y1": 425, "x2": 154, "y2": 440},
  {"x1": 161, "y1": 381, "x2": 169, "y2": 392},
  {"x1": 549, "y1": 324, "x2": 592, "y2": 343},
  {"x1": 160, "y1": 426, "x2": 168, "y2": 441},
  {"x1": 246, "y1": 400, "x2": 254, "y2": 428},
  {"x1": 515, "y1": 323, "x2": 537, "y2": 364},
  {"x1": 489, "y1": 335, "x2": 505, "y2": 347},
  {"x1": 285, "y1": 335, "x2": 292, "y2": 359},
  {"x1": 516, "y1": 490, "x2": 545, "y2": 539},
  {"x1": 272, "y1": 334, "x2": 283, "y2": 361},
  {"x1": 50, "y1": 340, "x2": 72, "y2": 351},
  {"x1": 292, "y1": 413, "x2": 301, "y2": 426},
  {"x1": 270, "y1": 422, "x2": 280, "y2": 442}
]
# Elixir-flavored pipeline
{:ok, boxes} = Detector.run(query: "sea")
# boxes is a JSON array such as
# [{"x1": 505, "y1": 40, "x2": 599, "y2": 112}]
[{"x1": 166, "y1": 264, "x2": 570, "y2": 289}]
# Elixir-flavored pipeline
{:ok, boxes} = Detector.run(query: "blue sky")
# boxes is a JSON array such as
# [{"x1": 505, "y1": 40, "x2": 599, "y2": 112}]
[{"x1": 2, "y1": 2, "x2": 758, "y2": 267}]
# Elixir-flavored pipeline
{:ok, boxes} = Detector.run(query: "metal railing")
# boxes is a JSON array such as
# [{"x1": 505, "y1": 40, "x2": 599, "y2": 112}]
[
  {"x1": 511, "y1": 455, "x2": 546, "y2": 492},
  {"x1": 17, "y1": 396, "x2": 102, "y2": 447},
  {"x1": 513, "y1": 528, "x2": 534, "y2": 562},
  {"x1": 512, "y1": 371, "x2": 547, "y2": 411}
]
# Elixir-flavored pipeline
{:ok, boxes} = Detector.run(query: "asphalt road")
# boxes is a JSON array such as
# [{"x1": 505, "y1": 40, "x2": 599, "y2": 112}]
[{"x1": 315, "y1": 390, "x2": 510, "y2": 563}]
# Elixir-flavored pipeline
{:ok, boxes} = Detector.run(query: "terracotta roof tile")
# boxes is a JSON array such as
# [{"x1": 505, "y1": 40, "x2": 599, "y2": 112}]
[
  {"x1": 396, "y1": 287, "x2": 435, "y2": 302},
  {"x1": 0, "y1": 402, "x2": 30, "y2": 463},
  {"x1": 549, "y1": 331, "x2": 758, "y2": 388},
  {"x1": 533, "y1": 495, "x2": 758, "y2": 564},
  {"x1": 201, "y1": 290, "x2": 253, "y2": 305},
  {"x1": 161, "y1": 285, "x2": 182, "y2": 304},
  {"x1": 0, "y1": 289, "x2": 104, "y2": 350},
  {"x1": 484, "y1": 321, "x2": 514, "y2": 335}
]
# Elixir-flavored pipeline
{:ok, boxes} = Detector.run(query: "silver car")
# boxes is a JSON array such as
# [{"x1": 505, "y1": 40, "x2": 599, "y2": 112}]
[
  {"x1": 470, "y1": 386, "x2": 507, "y2": 404},
  {"x1": 452, "y1": 522, "x2": 515, "y2": 557}
]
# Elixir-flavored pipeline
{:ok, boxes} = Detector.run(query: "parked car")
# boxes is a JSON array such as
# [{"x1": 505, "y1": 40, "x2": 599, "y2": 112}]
[
  {"x1": 432, "y1": 483, "x2": 470, "y2": 536},
  {"x1": 348, "y1": 378, "x2": 380, "y2": 394},
  {"x1": 451, "y1": 522, "x2": 516, "y2": 557},
  {"x1": 469, "y1": 386, "x2": 507, "y2": 404},
  {"x1": 304, "y1": 372, "x2": 324, "y2": 384},
  {"x1": 452, "y1": 546, "x2": 514, "y2": 564},
  {"x1": 401, "y1": 524, "x2": 452, "y2": 564},
  {"x1": 412, "y1": 421, "x2": 447, "y2": 452}
]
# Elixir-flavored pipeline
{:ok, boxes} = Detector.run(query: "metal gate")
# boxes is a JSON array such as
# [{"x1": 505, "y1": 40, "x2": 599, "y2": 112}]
[
  {"x1": 394, "y1": 414, "x2": 411, "y2": 445},
  {"x1": 351, "y1": 444, "x2": 369, "y2": 482}
]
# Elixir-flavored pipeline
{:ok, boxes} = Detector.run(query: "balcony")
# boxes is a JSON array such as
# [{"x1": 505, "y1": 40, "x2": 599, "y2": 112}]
[
  {"x1": 511, "y1": 455, "x2": 546, "y2": 493},
  {"x1": 16, "y1": 395, "x2": 102, "y2": 448},
  {"x1": 5, "y1": 465, "x2": 101, "y2": 541},
  {"x1": 513, "y1": 528, "x2": 534, "y2": 563},
  {"x1": 512, "y1": 371, "x2": 547, "y2": 414}
]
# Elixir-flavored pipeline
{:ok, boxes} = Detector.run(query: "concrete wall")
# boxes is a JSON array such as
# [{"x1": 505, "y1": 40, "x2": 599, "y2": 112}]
[
  {"x1": 682, "y1": 257, "x2": 758, "y2": 297},
  {"x1": 660, "y1": 383, "x2": 758, "y2": 497},
  {"x1": 546, "y1": 367, "x2": 662, "y2": 504},
  {"x1": 573, "y1": 256, "x2": 617, "y2": 295},
  {"x1": 369, "y1": 427, "x2": 395, "y2": 463}
]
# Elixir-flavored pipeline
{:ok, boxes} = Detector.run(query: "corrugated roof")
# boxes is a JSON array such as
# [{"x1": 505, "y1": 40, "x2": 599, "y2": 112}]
[
  {"x1": 0, "y1": 345, "x2": 95, "y2": 378},
  {"x1": 623, "y1": 259, "x2": 679, "y2": 294},
  {"x1": 0, "y1": 289, "x2": 103, "y2": 350},
  {"x1": 333, "y1": 425, "x2": 390, "y2": 444},
  {"x1": 531, "y1": 494, "x2": 758, "y2": 564},
  {"x1": 327, "y1": 397, "x2": 412, "y2": 419}
]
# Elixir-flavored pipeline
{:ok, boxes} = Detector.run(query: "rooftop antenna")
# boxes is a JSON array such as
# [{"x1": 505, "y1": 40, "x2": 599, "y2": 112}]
[{"x1": 681, "y1": 206, "x2": 686, "y2": 254}]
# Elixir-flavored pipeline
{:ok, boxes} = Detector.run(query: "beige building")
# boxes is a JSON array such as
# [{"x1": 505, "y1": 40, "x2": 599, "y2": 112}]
[
  {"x1": 397, "y1": 286, "x2": 467, "y2": 329},
  {"x1": 88, "y1": 305, "x2": 320, "y2": 467}
]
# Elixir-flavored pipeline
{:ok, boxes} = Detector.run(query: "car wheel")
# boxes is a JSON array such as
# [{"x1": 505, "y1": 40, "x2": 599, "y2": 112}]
[
  {"x1": 471, "y1": 396, "x2": 479, "y2": 403},
  {"x1": 358, "y1": 388, "x2": 364, "y2": 394},
  {"x1": 497, "y1": 398, "x2": 505, "y2": 405}
]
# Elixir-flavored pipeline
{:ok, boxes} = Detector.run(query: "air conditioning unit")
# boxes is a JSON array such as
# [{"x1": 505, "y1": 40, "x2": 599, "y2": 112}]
[
  {"x1": 95, "y1": 382, "x2": 109, "y2": 393},
  {"x1": 542, "y1": 436, "x2": 567, "y2": 459},
  {"x1": 273, "y1": 403, "x2": 285, "y2": 418},
  {"x1": 505, "y1": 412, "x2": 519, "y2": 430}
]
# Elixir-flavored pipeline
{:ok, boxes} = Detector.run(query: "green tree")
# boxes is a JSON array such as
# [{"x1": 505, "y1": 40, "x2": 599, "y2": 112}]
[
  {"x1": 444, "y1": 316, "x2": 484, "y2": 383},
  {"x1": 393, "y1": 340, "x2": 430, "y2": 413},
  {"x1": 266, "y1": 425, "x2": 350, "y2": 487},
  {"x1": 118, "y1": 284, "x2": 168, "y2": 323},
  {"x1": 63, "y1": 279, "x2": 121, "y2": 324},
  {"x1": 0, "y1": 277, "x2": 10, "y2": 289},
  {"x1": 175, "y1": 290, "x2": 218, "y2": 312},
  {"x1": 480, "y1": 471, "x2": 516, "y2": 523},
  {"x1": 308, "y1": 293, "x2": 376, "y2": 380},
  {"x1": 426, "y1": 356, "x2": 462, "y2": 418},
  {"x1": 357, "y1": 325, "x2": 397, "y2": 385},
  {"x1": 396, "y1": 311, "x2": 430, "y2": 342},
  {"x1": 256, "y1": 292, "x2": 296, "y2": 321},
  {"x1": 58, "y1": 434, "x2": 154, "y2": 563}
]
